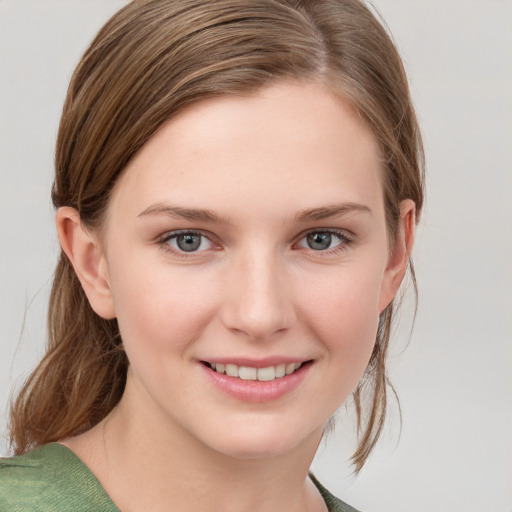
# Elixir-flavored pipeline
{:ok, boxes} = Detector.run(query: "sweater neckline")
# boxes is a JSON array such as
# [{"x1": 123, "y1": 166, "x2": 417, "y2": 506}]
[{"x1": 49, "y1": 442, "x2": 341, "y2": 511}]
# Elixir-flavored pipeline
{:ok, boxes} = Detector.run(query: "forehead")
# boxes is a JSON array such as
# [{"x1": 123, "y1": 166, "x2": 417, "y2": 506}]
[{"x1": 108, "y1": 81, "x2": 384, "y2": 222}]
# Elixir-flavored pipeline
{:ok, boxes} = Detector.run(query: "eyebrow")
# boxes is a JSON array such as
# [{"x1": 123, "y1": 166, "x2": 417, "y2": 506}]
[
  {"x1": 137, "y1": 203, "x2": 231, "y2": 224},
  {"x1": 138, "y1": 202, "x2": 371, "y2": 224},
  {"x1": 294, "y1": 203, "x2": 372, "y2": 222}
]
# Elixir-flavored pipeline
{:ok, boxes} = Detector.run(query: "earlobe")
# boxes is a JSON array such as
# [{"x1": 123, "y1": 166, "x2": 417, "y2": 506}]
[
  {"x1": 56, "y1": 207, "x2": 116, "y2": 319},
  {"x1": 378, "y1": 199, "x2": 416, "y2": 312}
]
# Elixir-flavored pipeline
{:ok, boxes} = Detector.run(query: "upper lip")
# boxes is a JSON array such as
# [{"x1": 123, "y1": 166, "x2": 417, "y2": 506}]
[{"x1": 199, "y1": 357, "x2": 311, "y2": 368}]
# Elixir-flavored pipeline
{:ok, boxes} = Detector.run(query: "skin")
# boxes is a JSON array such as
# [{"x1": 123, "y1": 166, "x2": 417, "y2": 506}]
[{"x1": 57, "y1": 81, "x2": 415, "y2": 512}]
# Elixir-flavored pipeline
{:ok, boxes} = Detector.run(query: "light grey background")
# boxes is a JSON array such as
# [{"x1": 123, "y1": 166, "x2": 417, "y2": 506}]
[{"x1": 1, "y1": 1, "x2": 510, "y2": 511}]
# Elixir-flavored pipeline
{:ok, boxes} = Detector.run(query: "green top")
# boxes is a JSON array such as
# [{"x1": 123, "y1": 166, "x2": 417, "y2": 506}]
[{"x1": 0, "y1": 443, "x2": 361, "y2": 512}]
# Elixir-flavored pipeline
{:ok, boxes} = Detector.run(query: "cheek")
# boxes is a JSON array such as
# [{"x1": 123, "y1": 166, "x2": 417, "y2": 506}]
[
  {"x1": 289, "y1": 266, "x2": 383, "y2": 421},
  {"x1": 107, "y1": 258, "x2": 220, "y2": 357},
  {"x1": 296, "y1": 265, "x2": 383, "y2": 364}
]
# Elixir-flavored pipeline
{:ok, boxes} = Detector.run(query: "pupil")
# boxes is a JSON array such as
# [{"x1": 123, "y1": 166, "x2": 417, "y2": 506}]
[
  {"x1": 307, "y1": 232, "x2": 331, "y2": 250},
  {"x1": 177, "y1": 234, "x2": 200, "y2": 252}
]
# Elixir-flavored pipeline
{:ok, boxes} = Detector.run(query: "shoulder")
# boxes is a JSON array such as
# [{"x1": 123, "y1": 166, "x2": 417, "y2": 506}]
[
  {"x1": 310, "y1": 473, "x2": 363, "y2": 512},
  {"x1": 0, "y1": 443, "x2": 118, "y2": 512}
]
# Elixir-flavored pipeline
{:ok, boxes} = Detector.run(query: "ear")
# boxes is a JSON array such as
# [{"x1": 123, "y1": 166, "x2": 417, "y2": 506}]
[
  {"x1": 378, "y1": 199, "x2": 416, "y2": 312},
  {"x1": 56, "y1": 207, "x2": 116, "y2": 319}
]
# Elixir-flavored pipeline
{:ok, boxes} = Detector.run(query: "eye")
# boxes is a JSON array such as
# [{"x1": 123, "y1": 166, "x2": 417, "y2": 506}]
[
  {"x1": 297, "y1": 230, "x2": 350, "y2": 251},
  {"x1": 160, "y1": 231, "x2": 213, "y2": 253}
]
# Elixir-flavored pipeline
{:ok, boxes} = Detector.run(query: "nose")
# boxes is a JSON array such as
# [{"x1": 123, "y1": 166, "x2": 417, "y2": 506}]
[{"x1": 220, "y1": 248, "x2": 296, "y2": 341}]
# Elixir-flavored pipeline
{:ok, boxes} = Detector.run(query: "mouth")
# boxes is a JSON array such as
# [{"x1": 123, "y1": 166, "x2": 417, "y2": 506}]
[
  {"x1": 202, "y1": 361, "x2": 310, "y2": 382},
  {"x1": 200, "y1": 359, "x2": 312, "y2": 402}
]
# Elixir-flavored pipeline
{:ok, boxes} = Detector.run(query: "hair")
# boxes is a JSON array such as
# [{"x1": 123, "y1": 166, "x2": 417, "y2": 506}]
[{"x1": 9, "y1": 0, "x2": 424, "y2": 472}]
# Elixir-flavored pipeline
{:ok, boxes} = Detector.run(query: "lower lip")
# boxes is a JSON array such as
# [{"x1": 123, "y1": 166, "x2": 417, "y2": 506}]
[{"x1": 200, "y1": 362, "x2": 311, "y2": 403}]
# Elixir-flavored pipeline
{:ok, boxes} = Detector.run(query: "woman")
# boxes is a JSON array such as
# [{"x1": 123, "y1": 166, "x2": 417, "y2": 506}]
[{"x1": 1, "y1": 1, "x2": 424, "y2": 510}]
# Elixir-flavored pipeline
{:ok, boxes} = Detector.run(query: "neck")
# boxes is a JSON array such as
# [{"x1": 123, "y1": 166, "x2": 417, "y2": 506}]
[{"x1": 67, "y1": 377, "x2": 327, "y2": 512}]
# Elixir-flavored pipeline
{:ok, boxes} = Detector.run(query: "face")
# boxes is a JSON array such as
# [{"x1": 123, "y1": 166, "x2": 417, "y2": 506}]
[{"x1": 93, "y1": 81, "x2": 407, "y2": 459}]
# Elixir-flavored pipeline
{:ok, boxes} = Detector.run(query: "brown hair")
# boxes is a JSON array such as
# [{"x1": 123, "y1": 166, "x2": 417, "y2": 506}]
[{"x1": 9, "y1": 0, "x2": 424, "y2": 471}]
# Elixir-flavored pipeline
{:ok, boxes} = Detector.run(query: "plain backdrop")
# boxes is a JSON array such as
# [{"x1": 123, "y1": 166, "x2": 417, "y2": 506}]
[{"x1": 1, "y1": 1, "x2": 511, "y2": 511}]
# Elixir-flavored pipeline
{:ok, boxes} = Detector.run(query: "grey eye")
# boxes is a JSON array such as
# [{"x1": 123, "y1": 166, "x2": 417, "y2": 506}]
[
  {"x1": 175, "y1": 233, "x2": 203, "y2": 252},
  {"x1": 306, "y1": 232, "x2": 333, "y2": 250},
  {"x1": 161, "y1": 231, "x2": 214, "y2": 254}
]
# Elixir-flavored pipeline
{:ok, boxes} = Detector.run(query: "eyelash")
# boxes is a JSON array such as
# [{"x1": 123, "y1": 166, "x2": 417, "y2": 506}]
[
  {"x1": 157, "y1": 229, "x2": 354, "y2": 257},
  {"x1": 157, "y1": 230, "x2": 215, "y2": 257},
  {"x1": 294, "y1": 229, "x2": 354, "y2": 254}
]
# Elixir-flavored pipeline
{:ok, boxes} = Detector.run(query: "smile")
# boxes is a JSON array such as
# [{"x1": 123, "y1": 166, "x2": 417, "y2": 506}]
[
  {"x1": 206, "y1": 362, "x2": 303, "y2": 381},
  {"x1": 200, "y1": 359, "x2": 312, "y2": 402}
]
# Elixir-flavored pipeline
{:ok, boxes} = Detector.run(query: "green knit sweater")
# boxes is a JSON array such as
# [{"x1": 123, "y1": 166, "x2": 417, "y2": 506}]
[{"x1": 0, "y1": 444, "x2": 361, "y2": 511}]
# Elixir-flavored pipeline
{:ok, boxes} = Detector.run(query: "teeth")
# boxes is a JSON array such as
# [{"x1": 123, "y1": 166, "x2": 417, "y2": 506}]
[
  {"x1": 257, "y1": 366, "x2": 275, "y2": 381},
  {"x1": 285, "y1": 363, "x2": 296, "y2": 375},
  {"x1": 209, "y1": 362, "x2": 304, "y2": 381},
  {"x1": 225, "y1": 364, "x2": 238, "y2": 377},
  {"x1": 275, "y1": 364, "x2": 286, "y2": 378},
  {"x1": 239, "y1": 366, "x2": 257, "y2": 380}
]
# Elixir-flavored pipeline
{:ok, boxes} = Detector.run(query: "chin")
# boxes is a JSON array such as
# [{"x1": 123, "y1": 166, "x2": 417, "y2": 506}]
[{"x1": 196, "y1": 419, "x2": 324, "y2": 461}]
